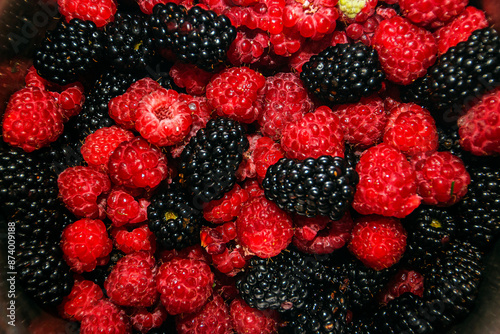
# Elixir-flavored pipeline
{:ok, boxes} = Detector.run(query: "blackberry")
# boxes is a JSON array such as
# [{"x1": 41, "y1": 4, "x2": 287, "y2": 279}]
[
  {"x1": 104, "y1": 12, "x2": 155, "y2": 72},
  {"x1": 300, "y1": 42, "x2": 385, "y2": 105},
  {"x1": 179, "y1": 117, "x2": 248, "y2": 203},
  {"x1": 148, "y1": 182, "x2": 204, "y2": 250},
  {"x1": 33, "y1": 18, "x2": 104, "y2": 85},
  {"x1": 149, "y1": 3, "x2": 236, "y2": 71},
  {"x1": 262, "y1": 155, "x2": 358, "y2": 221},
  {"x1": 402, "y1": 27, "x2": 500, "y2": 119},
  {"x1": 16, "y1": 238, "x2": 74, "y2": 306}
]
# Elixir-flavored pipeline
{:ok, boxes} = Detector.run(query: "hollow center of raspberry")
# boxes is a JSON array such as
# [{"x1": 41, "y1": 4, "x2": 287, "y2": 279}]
[{"x1": 154, "y1": 105, "x2": 173, "y2": 121}]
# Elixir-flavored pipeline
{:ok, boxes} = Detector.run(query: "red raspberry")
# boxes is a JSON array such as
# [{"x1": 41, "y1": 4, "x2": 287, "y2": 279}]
[
  {"x1": 345, "y1": 8, "x2": 397, "y2": 46},
  {"x1": 108, "y1": 77, "x2": 162, "y2": 130},
  {"x1": 59, "y1": 278, "x2": 104, "y2": 321},
  {"x1": 61, "y1": 218, "x2": 113, "y2": 273},
  {"x1": 338, "y1": 0, "x2": 378, "y2": 23},
  {"x1": 211, "y1": 246, "x2": 252, "y2": 277},
  {"x1": 377, "y1": 269, "x2": 424, "y2": 305},
  {"x1": 55, "y1": 83, "x2": 85, "y2": 121},
  {"x1": 383, "y1": 103, "x2": 438, "y2": 156},
  {"x1": 243, "y1": 178, "x2": 266, "y2": 198},
  {"x1": 348, "y1": 215, "x2": 407, "y2": 270},
  {"x1": 104, "y1": 252, "x2": 158, "y2": 307},
  {"x1": 81, "y1": 126, "x2": 135, "y2": 173},
  {"x1": 372, "y1": 16, "x2": 438, "y2": 85},
  {"x1": 169, "y1": 61, "x2": 214, "y2": 96},
  {"x1": 269, "y1": 27, "x2": 304, "y2": 56},
  {"x1": 281, "y1": 106, "x2": 345, "y2": 160},
  {"x1": 399, "y1": 0, "x2": 468, "y2": 29},
  {"x1": 58, "y1": 166, "x2": 111, "y2": 219},
  {"x1": 201, "y1": 221, "x2": 238, "y2": 255},
  {"x1": 108, "y1": 137, "x2": 169, "y2": 189},
  {"x1": 258, "y1": 72, "x2": 313, "y2": 141},
  {"x1": 434, "y1": 6, "x2": 489, "y2": 55},
  {"x1": 134, "y1": 88, "x2": 193, "y2": 147},
  {"x1": 458, "y1": 87, "x2": 500, "y2": 156},
  {"x1": 236, "y1": 195, "x2": 293, "y2": 258},
  {"x1": 353, "y1": 143, "x2": 421, "y2": 218},
  {"x1": 411, "y1": 151, "x2": 471, "y2": 206},
  {"x1": 223, "y1": 0, "x2": 285, "y2": 34},
  {"x1": 237, "y1": 135, "x2": 285, "y2": 182},
  {"x1": 333, "y1": 95, "x2": 388, "y2": 149},
  {"x1": 57, "y1": 0, "x2": 118, "y2": 28},
  {"x1": 106, "y1": 189, "x2": 149, "y2": 226},
  {"x1": 111, "y1": 224, "x2": 156, "y2": 254},
  {"x1": 2, "y1": 86, "x2": 63, "y2": 152},
  {"x1": 80, "y1": 299, "x2": 131, "y2": 334},
  {"x1": 206, "y1": 66, "x2": 266, "y2": 123},
  {"x1": 129, "y1": 303, "x2": 168, "y2": 333},
  {"x1": 230, "y1": 298, "x2": 280, "y2": 334},
  {"x1": 203, "y1": 184, "x2": 250, "y2": 223},
  {"x1": 282, "y1": 0, "x2": 339, "y2": 39},
  {"x1": 293, "y1": 215, "x2": 330, "y2": 241},
  {"x1": 176, "y1": 294, "x2": 233, "y2": 334},
  {"x1": 292, "y1": 212, "x2": 353, "y2": 254},
  {"x1": 156, "y1": 258, "x2": 214, "y2": 315},
  {"x1": 227, "y1": 27, "x2": 271, "y2": 67}
]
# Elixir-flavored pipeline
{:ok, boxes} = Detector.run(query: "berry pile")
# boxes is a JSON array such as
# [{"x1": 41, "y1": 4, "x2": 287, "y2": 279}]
[{"x1": 1, "y1": 0, "x2": 500, "y2": 333}]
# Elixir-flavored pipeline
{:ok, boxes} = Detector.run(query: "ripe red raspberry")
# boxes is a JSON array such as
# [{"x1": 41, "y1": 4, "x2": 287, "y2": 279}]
[
  {"x1": 282, "y1": 0, "x2": 339, "y2": 39},
  {"x1": 129, "y1": 303, "x2": 168, "y2": 333},
  {"x1": 59, "y1": 278, "x2": 104, "y2": 321},
  {"x1": 201, "y1": 221, "x2": 238, "y2": 255},
  {"x1": 206, "y1": 66, "x2": 266, "y2": 123},
  {"x1": 372, "y1": 16, "x2": 437, "y2": 85},
  {"x1": 383, "y1": 103, "x2": 438, "y2": 156},
  {"x1": 169, "y1": 61, "x2": 214, "y2": 96},
  {"x1": 230, "y1": 298, "x2": 280, "y2": 334},
  {"x1": 399, "y1": 0, "x2": 468, "y2": 29},
  {"x1": 134, "y1": 88, "x2": 193, "y2": 147},
  {"x1": 203, "y1": 184, "x2": 250, "y2": 223},
  {"x1": 61, "y1": 218, "x2": 113, "y2": 273},
  {"x1": 353, "y1": 143, "x2": 421, "y2": 218},
  {"x1": 81, "y1": 126, "x2": 135, "y2": 173},
  {"x1": 338, "y1": 0, "x2": 378, "y2": 23},
  {"x1": 458, "y1": 87, "x2": 500, "y2": 156},
  {"x1": 292, "y1": 212, "x2": 353, "y2": 254},
  {"x1": 243, "y1": 178, "x2": 266, "y2": 198},
  {"x1": 269, "y1": 27, "x2": 304, "y2": 56},
  {"x1": 258, "y1": 72, "x2": 313, "y2": 141},
  {"x1": 80, "y1": 299, "x2": 131, "y2": 334},
  {"x1": 333, "y1": 95, "x2": 388, "y2": 149},
  {"x1": 104, "y1": 252, "x2": 158, "y2": 307},
  {"x1": 176, "y1": 294, "x2": 233, "y2": 334},
  {"x1": 348, "y1": 215, "x2": 407, "y2": 270},
  {"x1": 2, "y1": 86, "x2": 63, "y2": 152},
  {"x1": 411, "y1": 151, "x2": 471, "y2": 206},
  {"x1": 157, "y1": 258, "x2": 214, "y2": 315},
  {"x1": 55, "y1": 83, "x2": 85, "y2": 121},
  {"x1": 106, "y1": 189, "x2": 149, "y2": 226},
  {"x1": 377, "y1": 269, "x2": 424, "y2": 305},
  {"x1": 236, "y1": 195, "x2": 293, "y2": 258},
  {"x1": 111, "y1": 224, "x2": 156, "y2": 254},
  {"x1": 211, "y1": 246, "x2": 252, "y2": 277},
  {"x1": 227, "y1": 27, "x2": 271, "y2": 66},
  {"x1": 223, "y1": 0, "x2": 285, "y2": 35},
  {"x1": 108, "y1": 137, "x2": 169, "y2": 189},
  {"x1": 108, "y1": 77, "x2": 162, "y2": 130},
  {"x1": 281, "y1": 106, "x2": 345, "y2": 160},
  {"x1": 434, "y1": 6, "x2": 489, "y2": 55},
  {"x1": 58, "y1": 166, "x2": 111, "y2": 219},
  {"x1": 57, "y1": 0, "x2": 118, "y2": 28}
]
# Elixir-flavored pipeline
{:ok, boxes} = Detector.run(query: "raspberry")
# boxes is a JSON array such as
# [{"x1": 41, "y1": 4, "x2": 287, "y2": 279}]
[
  {"x1": 353, "y1": 143, "x2": 421, "y2": 218},
  {"x1": 269, "y1": 27, "x2": 304, "y2": 56},
  {"x1": 58, "y1": 166, "x2": 111, "y2": 219},
  {"x1": 55, "y1": 83, "x2": 85, "y2": 121},
  {"x1": 2, "y1": 86, "x2": 63, "y2": 152},
  {"x1": 348, "y1": 215, "x2": 407, "y2": 270},
  {"x1": 282, "y1": 0, "x2": 339, "y2": 39},
  {"x1": 258, "y1": 72, "x2": 313, "y2": 141},
  {"x1": 383, "y1": 103, "x2": 438, "y2": 157},
  {"x1": 434, "y1": 6, "x2": 489, "y2": 55},
  {"x1": 377, "y1": 269, "x2": 424, "y2": 305},
  {"x1": 176, "y1": 294, "x2": 234, "y2": 334},
  {"x1": 293, "y1": 215, "x2": 330, "y2": 241},
  {"x1": 201, "y1": 221, "x2": 238, "y2": 255},
  {"x1": 206, "y1": 66, "x2": 266, "y2": 123},
  {"x1": 223, "y1": 0, "x2": 285, "y2": 35},
  {"x1": 372, "y1": 16, "x2": 438, "y2": 85},
  {"x1": 156, "y1": 258, "x2": 214, "y2": 315},
  {"x1": 236, "y1": 195, "x2": 293, "y2": 258},
  {"x1": 237, "y1": 135, "x2": 285, "y2": 182},
  {"x1": 411, "y1": 151, "x2": 471, "y2": 206},
  {"x1": 61, "y1": 218, "x2": 113, "y2": 273},
  {"x1": 280, "y1": 106, "x2": 345, "y2": 160},
  {"x1": 106, "y1": 189, "x2": 149, "y2": 227},
  {"x1": 80, "y1": 126, "x2": 135, "y2": 173},
  {"x1": 230, "y1": 298, "x2": 280, "y2": 334},
  {"x1": 203, "y1": 184, "x2": 250, "y2": 223},
  {"x1": 333, "y1": 95, "x2": 388, "y2": 149},
  {"x1": 458, "y1": 87, "x2": 500, "y2": 156},
  {"x1": 111, "y1": 224, "x2": 156, "y2": 254},
  {"x1": 243, "y1": 178, "x2": 266, "y2": 198},
  {"x1": 80, "y1": 299, "x2": 131, "y2": 334},
  {"x1": 399, "y1": 0, "x2": 468, "y2": 29},
  {"x1": 129, "y1": 303, "x2": 168, "y2": 333},
  {"x1": 104, "y1": 252, "x2": 158, "y2": 307},
  {"x1": 227, "y1": 27, "x2": 271, "y2": 66},
  {"x1": 59, "y1": 278, "x2": 104, "y2": 321},
  {"x1": 108, "y1": 77, "x2": 163, "y2": 130},
  {"x1": 108, "y1": 137, "x2": 169, "y2": 189},
  {"x1": 57, "y1": 0, "x2": 118, "y2": 28},
  {"x1": 169, "y1": 61, "x2": 214, "y2": 96},
  {"x1": 211, "y1": 245, "x2": 252, "y2": 277}
]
